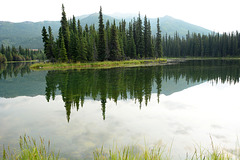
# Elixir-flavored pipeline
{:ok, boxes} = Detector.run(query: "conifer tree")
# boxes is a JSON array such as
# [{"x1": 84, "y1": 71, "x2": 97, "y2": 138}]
[
  {"x1": 47, "y1": 26, "x2": 55, "y2": 61},
  {"x1": 155, "y1": 18, "x2": 163, "y2": 57},
  {"x1": 136, "y1": 13, "x2": 144, "y2": 58},
  {"x1": 147, "y1": 20, "x2": 154, "y2": 57},
  {"x1": 59, "y1": 32, "x2": 68, "y2": 62},
  {"x1": 144, "y1": 15, "x2": 148, "y2": 57},
  {"x1": 61, "y1": 4, "x2": 70, "y2": 58},
  {"x1": 109, "y1": 21, "x2": 121, "y2": 61},
  {"x1": 69, "y1": 16, "x2": 78, "y2": 61},
  {"x1": 42, "y1": 26, "x2": 49, "y2": 57},
  {"x1": 97, "y1": 6, "x2": 106, "y2": 61},
  {"x1": 1, "y1": 44, "x2": 5, "y2": 55}
]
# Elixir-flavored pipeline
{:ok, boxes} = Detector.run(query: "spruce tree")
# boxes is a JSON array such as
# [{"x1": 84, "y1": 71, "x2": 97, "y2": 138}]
[
  {"x1": 97, "y1": 6, "x2": 106, "y2": 61},
  {"x1": 69, "y1": 16, "x2": 78, "y2": 61},
  {"x1": 136, "y1": 13, "x2": 144, "y2": 58},
  {"x1": 60, "y1": 4, "x2": 70, "y2": 58},
  {"x1": 59, "y1": 32, "x2": 68, "y2": 62},
  {"x1": 155, "y1": 18, "x2": 163, "y2": 57},
  {"x1": 109, "y1": 21, "x2": 121, "y2": 61},
  {"x1": 41, "y1": 26, "x2": 49, "y2": 58},
  {"x1": 147, "y1": 20, "x2": 154, "y2": 57},
  {"x1": 1, "y1": 44, "x2": 5, "y2": 55},
  {"x1": 48, "y1": 26, "x2": 55, "y2": 61},
  {"x1": 144, "y1": 15, "x2": 148, "y2": 57}
]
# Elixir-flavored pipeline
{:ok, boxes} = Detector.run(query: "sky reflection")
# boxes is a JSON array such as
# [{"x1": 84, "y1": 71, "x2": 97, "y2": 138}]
[{"x1": 1, "y1": 80, "x2": 240, "y2": 159}]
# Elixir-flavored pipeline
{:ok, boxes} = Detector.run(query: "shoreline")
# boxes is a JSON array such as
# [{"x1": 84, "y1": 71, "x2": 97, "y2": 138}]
[
  {"x1": 28, "y1": 57, "x2": 240, "y2": 70},
  {"x1": 30, "y1": 58, "x2": 167, "y2": 70}
]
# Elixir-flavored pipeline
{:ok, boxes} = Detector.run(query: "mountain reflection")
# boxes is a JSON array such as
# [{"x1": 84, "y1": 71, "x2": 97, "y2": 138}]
[{"x1": 45, "y1": 60, "x2": 240, "y2": 122}]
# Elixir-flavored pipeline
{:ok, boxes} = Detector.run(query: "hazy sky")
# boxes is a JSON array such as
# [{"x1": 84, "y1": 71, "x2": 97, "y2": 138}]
[{"x1": 0, "y1": 0, "x2": 239, "y2": 33}]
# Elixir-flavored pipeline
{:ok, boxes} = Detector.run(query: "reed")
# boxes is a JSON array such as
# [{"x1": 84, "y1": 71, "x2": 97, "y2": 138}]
[
  {"x1": 2, "y1": 135, "x2": 59, "y2": 160},
  {"x1": 1, "y1": 135, "x2": 236, "y2": 160}
]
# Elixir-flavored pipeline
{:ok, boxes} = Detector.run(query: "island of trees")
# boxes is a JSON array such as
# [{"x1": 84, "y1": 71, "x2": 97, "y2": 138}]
[
  {"x1": 41, "y1": 5, "x2": 240, "y2": 64},
  {"x1": 41, "y1": 5, "x2": 163, "y2": 62}
]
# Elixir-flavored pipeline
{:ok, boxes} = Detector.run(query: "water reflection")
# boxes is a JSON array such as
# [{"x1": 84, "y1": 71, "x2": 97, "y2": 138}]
[
  {"x1": 1, "y1": 60, "x2": 240, "y2": 159},
  {"x1": 163, "y1": 60, "x2": 240, "y2": 84},
  {"x1": 45, "y1": 60, "x2": 240, "y2": 122},
  {"x1": 0, "y1": 62, "x2": 32, "y2": 79},
  {"x1": 45, "y1": 67, "x2": 163, "y2": 121}
]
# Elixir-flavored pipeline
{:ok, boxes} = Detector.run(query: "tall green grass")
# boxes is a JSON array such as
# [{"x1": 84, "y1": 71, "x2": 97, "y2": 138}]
[
  {"x1": 93, "y1": 144, "x2": 171, "y2": 160},
  {"x1": 2, "y1": 135, "x2": 59, "y2": 160},
  {"x1": 1, "y1": 135, "x2": 236, "y2": 160}
]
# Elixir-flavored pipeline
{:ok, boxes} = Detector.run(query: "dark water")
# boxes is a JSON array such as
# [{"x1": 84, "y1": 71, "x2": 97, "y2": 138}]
[{"x1": 0, "y1": 60, "x2": 240, "y2": 159}]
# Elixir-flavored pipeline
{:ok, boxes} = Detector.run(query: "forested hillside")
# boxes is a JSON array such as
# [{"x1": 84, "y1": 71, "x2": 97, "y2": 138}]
[{"x1": 0, "y1": 14, "x2": 211, "y2": 49}]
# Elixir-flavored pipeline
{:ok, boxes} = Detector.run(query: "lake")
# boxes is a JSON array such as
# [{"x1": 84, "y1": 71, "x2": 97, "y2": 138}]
[{"x1": 0, "y1": 60, "x2": 240, "y2": 159}]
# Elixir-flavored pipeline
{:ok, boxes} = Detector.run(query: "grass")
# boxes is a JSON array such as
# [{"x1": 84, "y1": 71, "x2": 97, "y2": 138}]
[
  {"x1": 2, "y1": 135, "x2": 59, "y2": 160},
  {"x1": 1, "y1": 135, "x2": 237, "y2": 160},
  {"x1": 30, "y1": 58, "x2": 167, "y2": 70},
  {"x1": 93, "y1": 143, "x2": 171, "y2": 160}
]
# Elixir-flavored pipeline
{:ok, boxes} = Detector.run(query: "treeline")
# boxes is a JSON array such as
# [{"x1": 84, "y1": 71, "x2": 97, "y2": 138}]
[
  {"x1": 42, "y1": 5, "x2": 163, "y2": 62},
  {"x1": 0, "y1": 44, "x2": 46, "y2": 63},
  {"x1": 163, "y1": 31, "x2": 240, "y2": 57}
]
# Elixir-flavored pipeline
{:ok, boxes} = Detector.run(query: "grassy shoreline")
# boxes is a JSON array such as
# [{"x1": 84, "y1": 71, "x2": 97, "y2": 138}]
[
  {"x1": 2, "y1": 135, "x2": 234, "y2": 160},
  {"x1": 29, "y1": 57, "x2": 240, "y2": 70},
  {"x1": 30, "y1": 58, "x2": 167, "y2": 70}
]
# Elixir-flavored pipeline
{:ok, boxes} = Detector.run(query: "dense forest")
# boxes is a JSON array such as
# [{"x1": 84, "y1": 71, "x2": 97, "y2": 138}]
[
  {"x1": 163, "y1": 31, "x2": 240, "y2": 57},
  {"x1": 42, "y1": 5, "x2": 240, "y2": 63},
  {"x1": 42, "y1": 5, "x2": 163, "y2": 62},
  {"x1": 0, "y1": 44, "x2": 46, "y2": 63}
]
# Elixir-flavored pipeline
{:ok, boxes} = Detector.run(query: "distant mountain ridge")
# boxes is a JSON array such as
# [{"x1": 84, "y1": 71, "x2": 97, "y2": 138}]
[{"x1": 0, "y1": 14, "x2": 211, "y2": 49}]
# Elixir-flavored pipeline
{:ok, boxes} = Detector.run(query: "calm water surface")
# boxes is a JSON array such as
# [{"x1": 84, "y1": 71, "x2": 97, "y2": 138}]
[{"x1": 0, "y1": 60, "x2": 240, "y2": 159}]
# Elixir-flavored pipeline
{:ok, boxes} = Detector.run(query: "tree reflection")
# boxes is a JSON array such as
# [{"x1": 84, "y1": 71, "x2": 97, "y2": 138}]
[
  {"x1": 45, "y1": 60, "x2": 240, "y2": 122},
  {"x1": 45, "y1": 67, "x2": 163, "y2": 121},
  {"x1": 0, "y1": 62, "x2": 32, "y2": 79}
]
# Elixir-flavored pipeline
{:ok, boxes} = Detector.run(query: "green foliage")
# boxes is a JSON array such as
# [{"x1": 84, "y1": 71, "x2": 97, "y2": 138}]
[
  {"x1": 59, "y1": 33, "x2": 68, "y2": 62},
  {"x1": 0, "y1": 45, "x2": 45, "y2": 62},
  {"x1": 60, "y1": 4, "x2": 70, "y2": 56},
  {"x1": 155, "y1": 18, "x2": 163, "y2": 57},
  {"x1": 163, "y1": 31, "x2": 240, "y2": 57},
  {"x1": 0, "y1": 53, "x2": 7, "y2": 63},
  {"x1": 41, "y1": 26, "x2": 49, "y2": 57},
  {"x1": 2, "y1": 135, "x2": 59, "y2": 160},
  {"x1": 93, "y1": 144, "x2": 169, "y2": 160},
  {"x1": 109, "y1": 21, "x2": 121, "y2": 61},
  {"x1": 97, "y1": 6, "x2": 106, "y2": 61},
  {"x1": 2, "y1": 136, "x2": 235, "y2": 160}
]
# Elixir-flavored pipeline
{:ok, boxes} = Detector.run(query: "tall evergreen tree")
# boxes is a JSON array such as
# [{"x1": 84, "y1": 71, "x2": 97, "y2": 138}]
[
  {"x1": 109, "y1": 21, "x2": 121, "y2": 61},
  {"x1": 147, "y1": 20, "x2": 154, "y2": 57},
  {"x1": 60, "y1": 4, "x2": 70, "y2": 58},
  {"x1": 144, "y1": 15, "x2": 148, "y2": 58},
  {"x1": 47, "y1": 26, "x2": 55, "y2": 61},
  {"x1": 136, "y1": 13, "x2": 144, "y2": 58},
  {"x1": 42, "y1": 26, "x2": 49, "y2": 58},
  {"x1": 69, "y1": 16, "x2": 78, "y2": 61},
  {"x1": 97, "y1": 6, "x2": 106, "y2": 61},
  {"x1": 155, "y1": 18, "x2": 163, "y2": 57},
  {"x1": 59, "y1": 32, "x2": 68, "y2": 62},
  {"x1": 126, "y1": 21, "x2": 136, "y2": 58}
]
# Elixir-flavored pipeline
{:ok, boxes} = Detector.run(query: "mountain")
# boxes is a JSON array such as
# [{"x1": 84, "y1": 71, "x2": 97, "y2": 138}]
[{"x1": 0, "y1": 14, "x2": 211, "y2": 49}]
